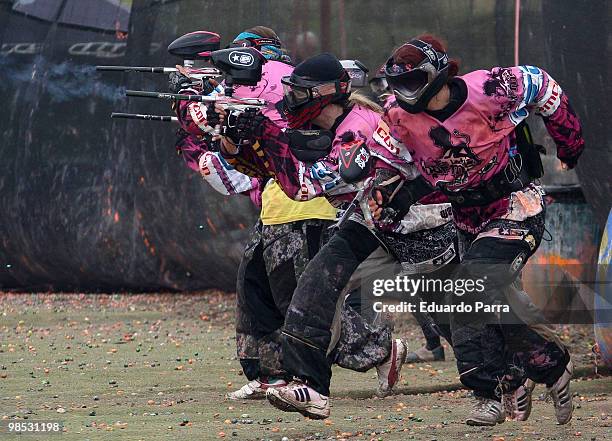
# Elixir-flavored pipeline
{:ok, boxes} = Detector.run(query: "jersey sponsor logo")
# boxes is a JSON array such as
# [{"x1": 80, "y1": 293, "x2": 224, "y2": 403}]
[
  {"x1": 372, "y1": 120, "x2": 399, "y2": 155},
  {"x1": 189, "y1": 103, "x2": 209, "y2": 130},
  {"x1": 355, "y1": 147, "x2": 369, "y2": 169},
  {"x1": 200, "y1": 151, "x2": 215, "y2": 176},
  {"x1": 372, "y1": 120, "x2": 414, "y2": 164},
  {"x1": 537, "y1": 78, "x2": 562, "y2": 116}
]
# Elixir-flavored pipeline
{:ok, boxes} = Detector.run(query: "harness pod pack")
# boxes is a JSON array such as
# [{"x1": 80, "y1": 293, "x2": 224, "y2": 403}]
[
  {"x1": 287, "y1": 129, "x2": 334, "y2": 162},
  {"x1": 338, "y1": 139, "x2": 371, "y2": 184},
  {"x1": 440, "y1": 122, "x2": 546, "y2": 207},
  {"x1": 515, "y1": 120, "x2": 546, "y2": 179}
]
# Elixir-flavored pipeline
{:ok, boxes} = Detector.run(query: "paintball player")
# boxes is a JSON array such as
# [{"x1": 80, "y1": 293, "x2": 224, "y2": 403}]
[
  {"x1": 376, "y1": 34, "x2": 584, "y2": 425},
  {"x1": 367, "y1": 64, "x2": 449, "y2": 365},
  {"x1": 213, "y1": 53, "x2": 457, "y2": 419},
  {"x1": 171, "y1": 27, "x2": 405, "y2": 401}
]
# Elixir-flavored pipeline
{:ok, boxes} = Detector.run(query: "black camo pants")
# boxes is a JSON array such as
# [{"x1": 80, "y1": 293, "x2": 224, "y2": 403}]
[
  {"x1": 450, "y1": 212, "x2": 569, "y2": 400},
  {"x1": 236, "y1": 219, "x2": 391, "y2": 382}
]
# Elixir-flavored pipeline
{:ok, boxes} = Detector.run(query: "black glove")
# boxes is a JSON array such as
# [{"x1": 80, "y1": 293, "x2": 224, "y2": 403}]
[
  {"x1": 205, "y1": 103, "x2": 222, "y2": 127},
  {"x1": 168, "y1": 71, "x2": 193, "y2": 93},
  {"x1": 223, "y1": 108, "x2": 266, "y2": 144}
]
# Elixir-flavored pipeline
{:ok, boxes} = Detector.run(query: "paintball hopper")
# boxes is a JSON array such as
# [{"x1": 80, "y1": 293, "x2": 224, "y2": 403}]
[
  {"x1": 97, "y1": 30, "x2": 221, "y2": 74},
  {"x1": 167, "y1": 31, "x2": 221, "y2": 60},
  {"x1": 211, "y1": 47, "x2": 266, "y2": 87},
  {"x1": 341, "y1": 59, "x2": 369, "y2": 88}
]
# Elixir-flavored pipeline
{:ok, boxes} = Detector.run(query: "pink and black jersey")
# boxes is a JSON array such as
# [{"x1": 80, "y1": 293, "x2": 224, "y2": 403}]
[
  {"x1": 381, "y1": 65, "x2": 584, "y2": 233},
  {"x1": 384, "y1": 65, "x2": 583, "y2": 191}
]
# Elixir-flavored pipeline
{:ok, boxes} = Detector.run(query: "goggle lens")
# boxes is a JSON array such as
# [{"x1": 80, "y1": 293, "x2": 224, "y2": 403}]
[{"x1": 283, "y1": 83, "x2": 311, "y2": 107}]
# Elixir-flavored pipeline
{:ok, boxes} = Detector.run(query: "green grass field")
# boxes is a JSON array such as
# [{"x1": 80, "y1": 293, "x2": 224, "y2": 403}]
[{"x1": 1, "y1": 293, "x2": 609, "y2": 440}]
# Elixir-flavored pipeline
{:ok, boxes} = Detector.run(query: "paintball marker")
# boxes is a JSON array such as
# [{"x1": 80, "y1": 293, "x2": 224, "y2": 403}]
[
  {"x1": 124, "y1": 90, "x2": 266, "y2": 110},
  {"x1": 336, "y1": 177, "x2": 375, "y2": 230},
  {"x1": 123, "y1": 46, "x2": 268, "y2": 135},
  {"x1": 96, "y1": 31, "x2": 223, "y2": 81},
  {"x1": 107, "y1": 33, "x2": 268, "y2": 140},
  {"x1": 121, "y1": 46, "x2": 267, "y2": 104},
  {"x1": 123, "y1": 89, "x2": 266, "y2": 137}
]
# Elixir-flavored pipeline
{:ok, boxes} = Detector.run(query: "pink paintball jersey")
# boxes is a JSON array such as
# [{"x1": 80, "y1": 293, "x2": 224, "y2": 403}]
[
  {"x1": 383, "y1": 65, "x2": 584, "y2": 233},
  {"x1": 225, "y1": 104, "x2": 418, "y2": 206}
]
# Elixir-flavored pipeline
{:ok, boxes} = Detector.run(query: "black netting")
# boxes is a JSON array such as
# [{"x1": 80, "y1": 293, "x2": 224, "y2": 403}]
[{"x1": 0, "y1": 0, "x2": 609, "y2": 291}]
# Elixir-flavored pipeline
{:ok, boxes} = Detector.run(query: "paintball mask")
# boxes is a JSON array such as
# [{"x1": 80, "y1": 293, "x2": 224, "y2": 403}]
[
  {"x1": 340, "y1": 59, "x2": 369, "y2": 88},
  {"x1": 230, "y1": 31, "x2": 290, "y2": 62},
  {"x1": 281, "y1": 53, "x2": 351, "y2": 128},
  {"x1": 385, "y1": 39, "x2": 449, "y2": 113},
  {"x1": 369, "y1": 64, "x2": 391, "y2": 103}
]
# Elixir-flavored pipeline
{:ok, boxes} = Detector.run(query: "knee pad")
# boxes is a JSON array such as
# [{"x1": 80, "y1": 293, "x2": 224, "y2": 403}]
[{"x1": 461, "y1": 237, "x2": 531, "y2": 290}]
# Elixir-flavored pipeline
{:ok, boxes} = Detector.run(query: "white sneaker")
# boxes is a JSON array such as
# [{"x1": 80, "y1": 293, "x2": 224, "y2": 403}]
[
  {"x1": 376, "y1": 338, "x2": 407, "y2": 397},
  {"x1": 547, "y1": 360, "x2": 573, "y2": 425},
  {"x1": 504, "y1": 379, "x2": 535, "y2": 421},
  {"x1": 226, "y1": 377, "x2": 287, "y2": 400},
  {"x1": 266, "y1": 380, "x2": 330, "y2": 420},
  {"x1": 465, "y1": 397, "x2": 505, "y2": 426}
]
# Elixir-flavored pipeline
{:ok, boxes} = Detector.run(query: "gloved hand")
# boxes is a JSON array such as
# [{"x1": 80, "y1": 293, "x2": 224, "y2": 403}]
[
  {"x1": 223, "y1": 108, "x2": 266, "y2": 144},
  {"x1": 205, "y1": 103, "x2": 222, "y2": 128},
  {"x1": 168, "y1": 71, "x2": 193, "y2": 93}
]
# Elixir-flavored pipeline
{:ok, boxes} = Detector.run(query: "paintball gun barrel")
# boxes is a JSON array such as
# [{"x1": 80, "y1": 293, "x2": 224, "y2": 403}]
[
  {"x1": 96, "y1": 66, "x2": 221, "y2": 79},
  {"x1": 111, "y1": 112, "x2": 178, "y2": 122},
  {"x1": 124, "y1": 90, "x2": 265, "y2": 108},
  {"x1": 96, "y1": 31, "x2": 222, "y2": 78}
]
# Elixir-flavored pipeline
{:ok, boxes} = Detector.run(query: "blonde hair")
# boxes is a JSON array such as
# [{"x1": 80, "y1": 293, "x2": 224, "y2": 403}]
[{"x1": 348, "y1": 91, "x2": 383, "y2": 114}]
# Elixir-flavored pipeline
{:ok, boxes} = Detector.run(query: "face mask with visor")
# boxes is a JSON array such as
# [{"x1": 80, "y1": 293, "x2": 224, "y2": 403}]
[
  {"x1": 384, "y1": 39, "x2": 449, "y2": 113},
  {"x1": 369, "y1": 77, "x2": 391, "y2": 100},
  {"x1": 281, "y1": 76, "x2": 351, "y2": 111},
  {"x1": 230, "y1": 32, "x2": 287, "y2": 61}
]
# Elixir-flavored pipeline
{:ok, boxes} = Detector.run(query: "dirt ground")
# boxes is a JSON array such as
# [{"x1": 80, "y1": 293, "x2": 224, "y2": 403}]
[{"x1": 0, "y1": 293, "x2": 609, "y2": 441}]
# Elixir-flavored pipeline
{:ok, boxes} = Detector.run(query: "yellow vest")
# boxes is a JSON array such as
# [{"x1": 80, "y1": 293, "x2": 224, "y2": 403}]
[{"x1": 260, "y1": 181, "x2": 337, "y2": 225}]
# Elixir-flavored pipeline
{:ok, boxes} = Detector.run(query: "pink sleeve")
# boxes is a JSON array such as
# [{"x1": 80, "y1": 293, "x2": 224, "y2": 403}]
[
  {"x1": 222, "y1": 119, "x2": 330, "y2": 201},
  {"x1": 513, "y1": 66, "x2": 585, "y2": 168},
  {"x1": 247, "y1": 178, "x2": 263, "y2": 208}
]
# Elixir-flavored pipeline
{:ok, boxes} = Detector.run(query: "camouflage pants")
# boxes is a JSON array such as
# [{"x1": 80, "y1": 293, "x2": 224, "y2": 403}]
[
  {"x1": 450, "y1": 213, "x2": 569, "y2": 399},
  {"x1": 236, "y1": 219, "x2": 393, "y2": 380}
]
